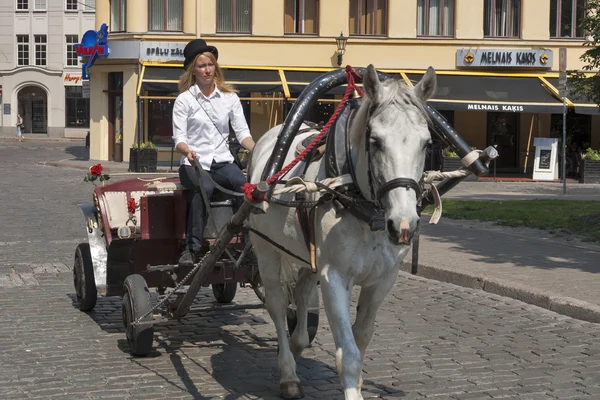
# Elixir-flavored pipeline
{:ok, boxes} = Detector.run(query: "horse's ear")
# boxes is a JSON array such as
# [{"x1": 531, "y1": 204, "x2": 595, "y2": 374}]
[
  {"x1": 414, "y1": 66, "x2": 437, "y2": 101},
  {"x1": 363, "y1": 64, "x2": 382, "y2": 100}
]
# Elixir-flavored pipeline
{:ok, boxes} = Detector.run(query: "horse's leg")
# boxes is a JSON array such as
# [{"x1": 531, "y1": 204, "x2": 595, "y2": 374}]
[
  {"x1": 320, "y1": 267, "x2": 363, "y2": 400},
  {"x1": 289, "y1": 267, "x2": 319, "y2": 359},
  {"x1": 352, "y1": 264, "x2": 400, "y2": 393},
  {"x1": 254, "y1": 243, "x2": 303, "y2": 399}
]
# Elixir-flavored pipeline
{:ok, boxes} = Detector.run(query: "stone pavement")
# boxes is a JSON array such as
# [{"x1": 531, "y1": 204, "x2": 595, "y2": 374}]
[{"x1": 1, "y1": 138, "x2": 600, "y2": 399}]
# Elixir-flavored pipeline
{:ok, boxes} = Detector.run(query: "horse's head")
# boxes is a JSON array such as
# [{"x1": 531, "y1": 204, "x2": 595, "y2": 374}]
[{"x1": 351, "y1": 65, "x2": 437, "y2": 245}]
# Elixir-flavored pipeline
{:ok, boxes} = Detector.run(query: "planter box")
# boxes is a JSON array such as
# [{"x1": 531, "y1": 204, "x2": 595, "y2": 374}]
[
  {"x1": 580, "y1": 159, "x2": 600, "y2": 184},
  {"x1": 442, "y1": 157, "x2": 477, "y2": 181},
  {"x1": 128, "y1": 148, "x2": 158, "y2": 173}
]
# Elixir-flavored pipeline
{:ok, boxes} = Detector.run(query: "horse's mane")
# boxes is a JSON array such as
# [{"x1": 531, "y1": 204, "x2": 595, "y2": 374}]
[{"x1": 370, "y1": 77, "x2": 430, "y2": 125}]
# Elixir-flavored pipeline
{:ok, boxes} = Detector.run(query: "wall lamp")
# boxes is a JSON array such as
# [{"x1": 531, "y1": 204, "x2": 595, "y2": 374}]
[{"x1": 336, "y1": 32, "x2": 348, "y2": 66}]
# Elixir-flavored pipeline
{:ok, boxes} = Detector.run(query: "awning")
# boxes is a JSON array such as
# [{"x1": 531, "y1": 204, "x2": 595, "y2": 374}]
[
  {"x1": 546, "y1": 78, "x2": 600, "y2": 115},
  {"x1": 406, "y1": 73, "x2": 565, "y2": 114},
  {"x1": 138, "y1": 65, "x2": 284, "y2": 97}
]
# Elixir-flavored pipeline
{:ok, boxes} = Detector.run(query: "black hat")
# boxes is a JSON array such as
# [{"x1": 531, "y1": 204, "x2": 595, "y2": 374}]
[{"x1": 183, "y1": 39, "x2": 218, "y2": 71}]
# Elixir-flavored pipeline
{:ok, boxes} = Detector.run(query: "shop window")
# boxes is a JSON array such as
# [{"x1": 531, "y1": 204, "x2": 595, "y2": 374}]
[
  {"x1": 34, "y1": 0, "x2": 46, "y2": 11},
  {"x1": 147, "y1": 99, "x2": 175, "y2": 146},
  {"x1": 34, "y1": 35, "x2": 46, "y2": 66},
  {"x1": 110, "y1": 0, "x2": 127, "y2": 32},
  {"x1": 484, "y1": 0, "x2": 520, "y2": 38},
  {"x1": 284, "y1": 0, "x2": 318, "y2": 35},
  {"x1": 550, "y1": 0, "x2": 586, "y2": 39},
  {"x1": 417, "y1": 0, "x2": 454, "y2": 37},
  {"x1": 65, "y1": 86, "x2": 90, "y2": 128},
  {"x1": 82, "y1": 0, "x2": 94, "y2": 12},
  {"x1": 66, "y1": 0, "x2": 77, "y2": 10},
  {"x1": 17, "y1": 0, "x2": 28, "y2": 10},
  {"x1": 148, "y1": 0, "x2": 182, "y2": 31},
  {"x1": 349, "y1": 0, "x2": 387, "y2": 36},
  {"x1": 17, "y1": 35, "x2": 29, "y2": 66},
  {"x1": 66, "y1": 35, "x2": 78, "y2": 66},
  {"x1": 217, "y1": 0, "x2": 252, "y2": 33}
]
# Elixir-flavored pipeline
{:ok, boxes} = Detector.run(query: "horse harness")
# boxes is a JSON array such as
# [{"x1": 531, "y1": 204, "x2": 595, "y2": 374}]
[{"x1": 276, "y1": 99, "x2": 424, "y2": 273}]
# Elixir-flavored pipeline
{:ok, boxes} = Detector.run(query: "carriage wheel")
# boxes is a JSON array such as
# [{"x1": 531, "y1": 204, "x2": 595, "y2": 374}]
[
  {"x1": 212, "y1": 283, "x2": 237, "y2": 304},
  {"x1": 73, "y1": 243, "x2": 97, "y2": 311},
  {"x1": 286, "y1": 289, "x2": 320, "y2": 345},
  {"x1": 122, "y1": 274, "x2": 154, "y2": 356}
]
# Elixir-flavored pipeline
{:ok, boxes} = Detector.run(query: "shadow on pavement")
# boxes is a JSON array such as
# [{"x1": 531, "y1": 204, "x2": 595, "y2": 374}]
[
  {"x1": 64, "y1": 145, "x2": 89, "y2": 161},
  {"x1": 66, "y1": 292, "x2": 403, "y2": 399}
]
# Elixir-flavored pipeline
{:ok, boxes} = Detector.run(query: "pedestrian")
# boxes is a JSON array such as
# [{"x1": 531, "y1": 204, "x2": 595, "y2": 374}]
[
  {"x1": 16, "y1": 113, "x2": 24, "y2": 142},
  {"x1": 172, "y1": 39, "x2": 255, "y2": 267}
]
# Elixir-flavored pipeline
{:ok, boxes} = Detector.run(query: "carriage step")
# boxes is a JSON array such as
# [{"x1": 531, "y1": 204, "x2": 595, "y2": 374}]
[{"x1": 147, "y1": 264, "x2": 178, "y2": 272}]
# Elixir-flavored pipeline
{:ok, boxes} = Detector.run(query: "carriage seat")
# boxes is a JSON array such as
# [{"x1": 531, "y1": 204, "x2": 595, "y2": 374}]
[
  {"x1": 100, "y1": 191, "x2": 154, "y2": 231},
  {"x1": 145, "y1": 181, "x2": 235, "y2": 205}
]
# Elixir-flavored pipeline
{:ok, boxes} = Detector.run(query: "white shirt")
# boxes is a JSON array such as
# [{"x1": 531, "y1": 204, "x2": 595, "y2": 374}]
[{"x1": 172, "y1": 84, "x2": 252, "y2": 170}]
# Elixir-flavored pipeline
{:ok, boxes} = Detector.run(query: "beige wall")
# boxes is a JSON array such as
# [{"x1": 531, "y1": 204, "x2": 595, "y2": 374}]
[
  {"x1": 455, "y1": 0, "x2": 484, "y2": 39},
  {"x1": 454, "y1": 110, "x2": 487, "y2": 150},
  {"x1": 253, "y1": 0, "x2": 284, "y2": 36},
  {"x1": 89, "y1": 70, "x2": 109, "y2": 161},
  {"x1": 522, "y1": 0, "x2": 550, "y2": 40},
  {"x1": 199, "y1": 0, "x2": 216, "y2": 34},
  {"x1": 127, "y1": 0, "x2": 148, "y2": 33},
  {"x1": 388, "y1": 0, "x2": 417, "y2": 39},
  {"x1": 319, "y1": 0, "x2": 348, "y2": 38}
]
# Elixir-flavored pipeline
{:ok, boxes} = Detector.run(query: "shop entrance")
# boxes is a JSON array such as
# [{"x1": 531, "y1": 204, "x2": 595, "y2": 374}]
[
  {"x1": 108, "y1": 72, "x2": 123, "y2": 162},
  {"x1": 487, "y1": 112, "x2": 520, "y2": 170},
  {"x1": 17, "y1": 86, "x2": 47, "y2": 134}
]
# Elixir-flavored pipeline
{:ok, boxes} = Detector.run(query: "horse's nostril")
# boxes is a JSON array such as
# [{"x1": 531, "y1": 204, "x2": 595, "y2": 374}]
[{"x1": 386, "y1": 219, "x2": 397, "y2": 234}]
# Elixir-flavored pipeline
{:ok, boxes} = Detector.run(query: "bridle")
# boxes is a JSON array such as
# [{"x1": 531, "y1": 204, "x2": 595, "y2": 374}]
[{"x1": 363, "y1": 104, "x2": 424, "y2": 208}]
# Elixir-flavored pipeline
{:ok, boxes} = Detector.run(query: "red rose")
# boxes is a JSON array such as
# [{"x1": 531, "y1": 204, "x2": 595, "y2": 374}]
[
  {"x1": 127, "y1": 198, "x2": 137, "y2": 215},
  {"x1": 90, "y1": 163, "x2": 103, "y2": 177}
]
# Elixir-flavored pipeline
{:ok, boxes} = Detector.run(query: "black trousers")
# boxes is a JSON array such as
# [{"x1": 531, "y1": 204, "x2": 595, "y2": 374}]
[{"x1": 179, "y1": 161, "x2": 246, "y2": 252}]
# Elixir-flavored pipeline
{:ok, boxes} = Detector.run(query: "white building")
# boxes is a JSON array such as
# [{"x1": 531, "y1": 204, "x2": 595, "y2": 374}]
[{"x1": 0, "y1": 0, "x2": 95, "y2": 138}]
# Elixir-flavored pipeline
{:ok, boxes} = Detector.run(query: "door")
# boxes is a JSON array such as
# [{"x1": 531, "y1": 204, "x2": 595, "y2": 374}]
[
  {"x1": 487, "y1": 112, "x2": 520, "y2": 170},
  {"x1": 107, "y1": 72, "x2": 124, "y2": 162}
]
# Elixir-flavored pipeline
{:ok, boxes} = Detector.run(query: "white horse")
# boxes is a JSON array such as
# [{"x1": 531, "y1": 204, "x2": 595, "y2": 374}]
[{"x1": 248, "y1": 65, "x2": 437, "y2": 400}]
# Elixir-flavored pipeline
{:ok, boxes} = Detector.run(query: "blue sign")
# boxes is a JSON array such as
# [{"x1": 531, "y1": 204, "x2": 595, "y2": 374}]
[{"x1": 75, "y1": 23, "x2": 109, "y2": 80}]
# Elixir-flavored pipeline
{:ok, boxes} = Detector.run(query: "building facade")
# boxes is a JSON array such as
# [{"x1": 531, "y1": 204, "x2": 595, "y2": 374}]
[
  {"x1": 0, "y1": 0, "x2": 95, "y2": 138},
  {"x1": 89, "y1": 0, "x2": 598, "y2": 176}
]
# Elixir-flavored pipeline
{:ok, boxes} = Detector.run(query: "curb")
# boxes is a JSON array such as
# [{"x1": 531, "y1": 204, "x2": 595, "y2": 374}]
[
  {"x1": 38, "y1": 161, "x2": 175, "y2": 174},
  {"x1": 403, "y1": 262, "x2": 600, "y2": 324}
]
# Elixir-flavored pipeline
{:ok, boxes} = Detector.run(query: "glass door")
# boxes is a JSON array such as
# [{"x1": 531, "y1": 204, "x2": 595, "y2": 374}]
[{"x1": 487, "y1": 112, "x2": 520, "y2": 170}]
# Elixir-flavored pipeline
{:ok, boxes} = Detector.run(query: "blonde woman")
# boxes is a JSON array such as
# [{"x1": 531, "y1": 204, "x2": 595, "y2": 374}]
[
  {"x1": 16, "y1": 113, "x2": 24, "y2": 142},
  {"x1": 172, "y1": 39, "x2": 255, "y2": 267}
]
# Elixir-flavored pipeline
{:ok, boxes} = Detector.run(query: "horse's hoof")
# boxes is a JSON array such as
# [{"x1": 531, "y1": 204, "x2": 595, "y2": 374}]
[{"x1": 280, "y1": 381, "x2": 304, "y2": 399}]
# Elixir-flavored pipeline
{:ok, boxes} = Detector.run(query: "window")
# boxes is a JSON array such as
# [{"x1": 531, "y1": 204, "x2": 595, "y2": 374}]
[
  {"x1": 17, "y1": 35, "x2": 29, "y2": 66},
  {"x1": 66, "y1": 0, "x2": 77, "y2": 10},
  {"x1": 550, "y1": 0, "x2": 586, "y2": 38},
  {"x1": 349, "y1": 0, "x2": 387, "y2": 36},
  {"x1": 65, "y1": 86, "x2": 90, "y2": 128},
  {"x1": 66, "y1": 35, "x2": 78, "y2": 66},
  {"x1": 417, "y1": 0, "x2": 454, "y2": 36},
  {"x1": 110, "y1": 0, "x2": 126, "y2": 32},
  {"x1": 217, "y1": 0, "x2": 251, "y2": 33},
  {"x1": 82, "y1": 0, "x2": 95, "y2": 12},
  {"x1": 35, "y1": 35, "x2": 46, "y2": 66},
  {"x1": 284, "y1": 0, "x2": 318, "y2": 35},
  {"x1": 17, "y1": 0, "x2": 28, "y2": 10},
  {"x1": 149, "y1": 0, "x2": 183, "y2": 31},
  {"x1": 34, "y1": 0, "x2": 46, "y2": 10},
  {"x1": 484, "y1": 0, "x2": 520, "y2": 38}
]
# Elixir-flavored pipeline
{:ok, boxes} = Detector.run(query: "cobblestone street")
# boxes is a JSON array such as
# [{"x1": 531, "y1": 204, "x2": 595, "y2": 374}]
[{"x1": 1, "y1": 140, "x2": 600, "y2": 399}]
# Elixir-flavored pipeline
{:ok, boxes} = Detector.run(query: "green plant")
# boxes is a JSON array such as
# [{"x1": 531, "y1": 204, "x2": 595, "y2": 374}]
[
  {"x1": 442, "y1": 147, "x2": 459, "y2": 158},
  {"x1": 583, "y1": 147, "x2": 600, "y2": 160},
  {"x1": 131, "y1": 141, "x2": 158, "y2": 150}
]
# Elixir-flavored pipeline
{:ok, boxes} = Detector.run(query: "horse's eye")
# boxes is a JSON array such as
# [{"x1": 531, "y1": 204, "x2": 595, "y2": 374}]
[{"x1": 369, "y1": 137, "x2": 381, "y2": 149}]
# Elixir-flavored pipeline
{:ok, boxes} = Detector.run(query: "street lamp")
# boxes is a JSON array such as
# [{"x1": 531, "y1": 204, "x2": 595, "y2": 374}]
[{"x1": 336, "y1": 32, "x2": 348, "y2": 66}]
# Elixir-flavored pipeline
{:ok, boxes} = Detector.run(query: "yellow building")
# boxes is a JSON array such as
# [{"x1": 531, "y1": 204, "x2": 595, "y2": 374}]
[{"x1": 88, "y1": 0, "x2": 598, "y2": 176}]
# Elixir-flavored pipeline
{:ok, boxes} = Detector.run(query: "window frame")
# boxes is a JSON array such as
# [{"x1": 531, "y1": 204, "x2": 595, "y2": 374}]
[
  {"x1": 65, "y1": 0, "x2": 77, "y2": 11},
  {"x1": 17, "y1": 35, "x2": 30, "y2": 66},
  {"x1": 284, "y1": 0, "x2": 319, "y2": 35},
  {"x1": 16, "y1": 0, "x2": 29, "y2": 10},
  {"x1": 349, "y1": 0, "x2": 388, "y2": 37},
  {"x1": 550, "y1": 0, "x2": 586, "y2": 39},
  {"x1": 148, "y1": 0, "x2": 183, "y2": 32},
  {"x1": 216, "y1": 0, "x2": 253, "y2": 34},
  {"x1": 484, "y1": 0, "x2": 521, "y2": 38},
  {"x1": 34, "y1": 34, "x2": 47, "y2": 66},
  {"x1": 417, "y1": 0, "x2": 455, "y2": 37},
  {"x1": 110, "y1": 0, "x2": 127, "y2": 32},
  {"x1": 66, "y1": 35, "x2": 78, "y2": 67},
  {"x1": 34, "y1": 0, "x2": 46, "y2": 11}
]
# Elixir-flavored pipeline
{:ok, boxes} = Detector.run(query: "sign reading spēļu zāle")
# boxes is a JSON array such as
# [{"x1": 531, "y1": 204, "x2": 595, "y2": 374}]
[{"x1": 456, "y1": 49, "x2": 553, "y2": 69}]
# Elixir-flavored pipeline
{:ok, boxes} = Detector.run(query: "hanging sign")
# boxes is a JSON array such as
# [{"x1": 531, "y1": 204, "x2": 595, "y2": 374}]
[{"x1": 75, "y1": 23, "x2": 109, "y2": 80}]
